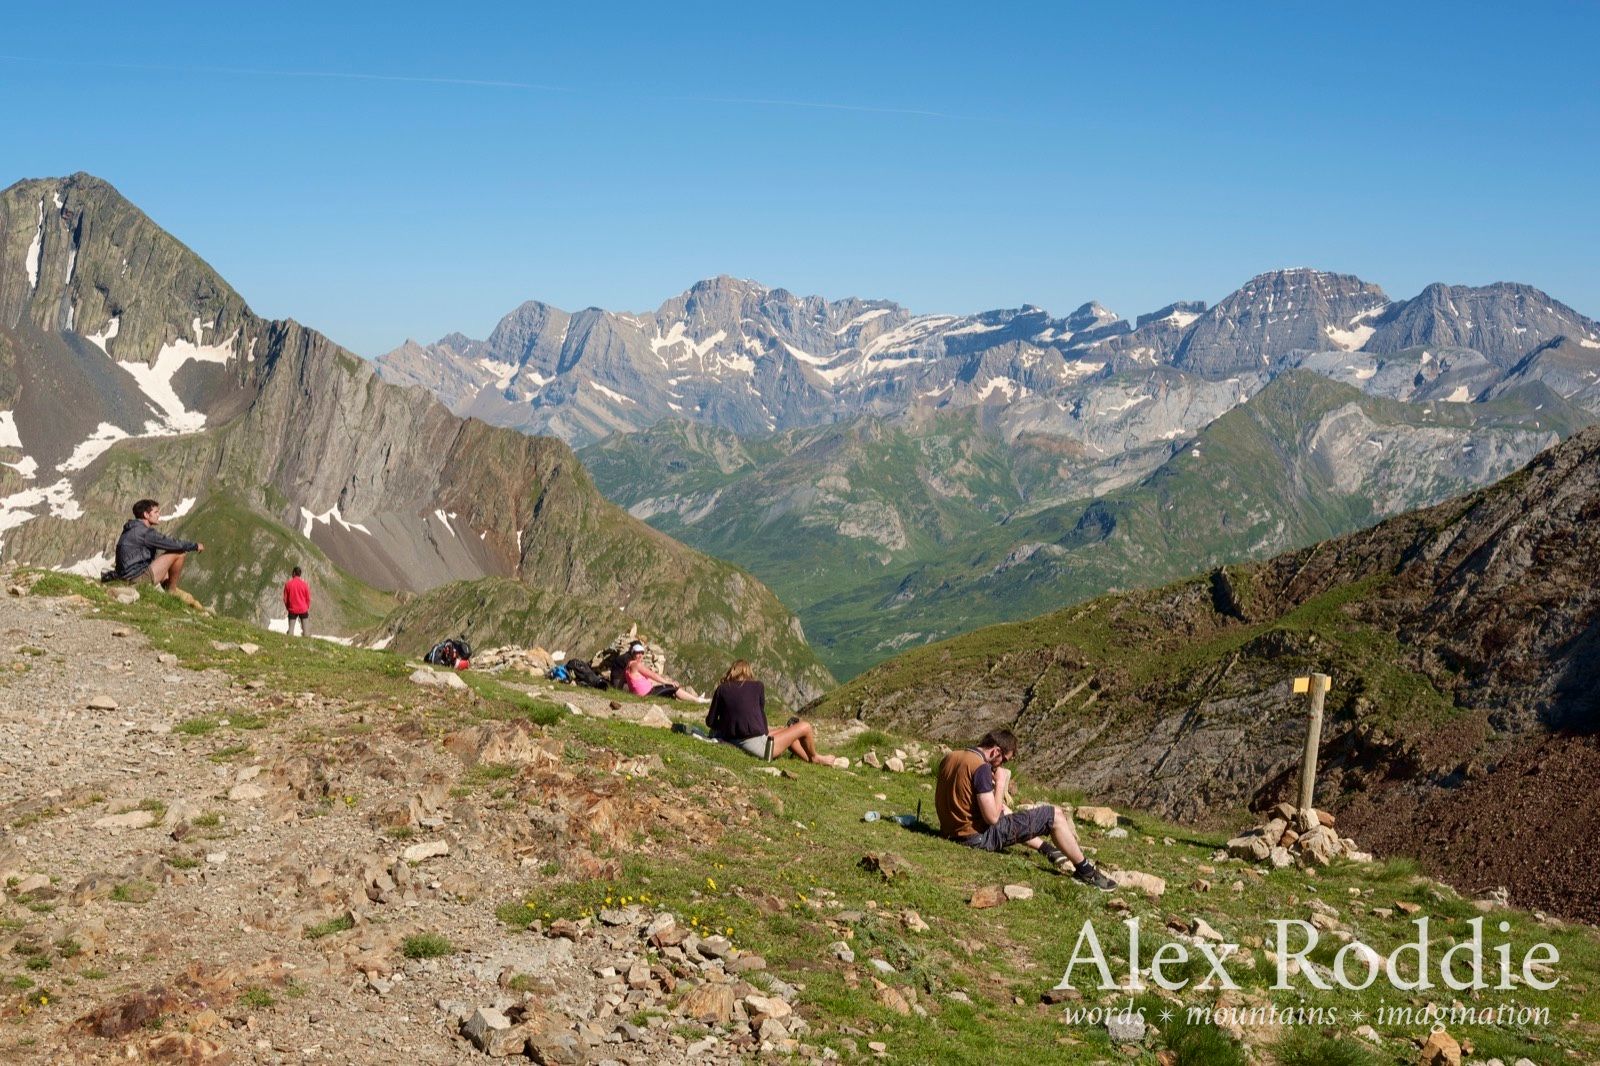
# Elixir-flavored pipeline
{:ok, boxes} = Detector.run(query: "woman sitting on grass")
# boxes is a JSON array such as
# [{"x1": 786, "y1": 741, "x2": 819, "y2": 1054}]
[
  {"x1": 706, "y1": 660, "x2": 846, "y2": 767},
  {"x1": 623, "y1": 642, "x2": 706, "y2": 702}
]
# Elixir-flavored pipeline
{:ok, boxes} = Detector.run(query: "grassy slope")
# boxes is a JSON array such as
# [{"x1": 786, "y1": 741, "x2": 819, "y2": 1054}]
[
  {"x1": 16, "y1": 570, "x2": 1599, "y2": 1066},
  {"x1": 799, "y1": 374, "x2": 1592, "y2": 678},
  {"x1": 580, "y1": 411, "x2": 1035, "y2": 615},
  {"x1": 168, "y1": 491, "x2": 396, "y2": 631}
]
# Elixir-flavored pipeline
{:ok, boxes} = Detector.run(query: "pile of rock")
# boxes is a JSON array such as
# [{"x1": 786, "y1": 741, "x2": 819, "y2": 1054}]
[
  {"x1": 860, "y1": 745, "x2": 932, "y2": 774},
  {"x1": 472, "y1": 645, "x2": 557, "y2": 675},
  {"x1": 1226, "y1": 803, "x2": 1373, "y2": 869}
]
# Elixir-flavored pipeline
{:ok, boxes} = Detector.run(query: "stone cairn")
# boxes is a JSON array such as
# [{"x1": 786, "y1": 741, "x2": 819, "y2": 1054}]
[
  {"x1": 1226, "y1": 802, "x2": 1374, "y2": 869},
  {"x1": 471, "y1": 645, "x2": 557, "y2": 675}
]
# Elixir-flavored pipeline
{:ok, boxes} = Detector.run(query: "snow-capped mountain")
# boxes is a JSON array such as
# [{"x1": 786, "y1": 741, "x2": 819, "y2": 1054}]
[{"x1": 378, "y1": 269, "x2": 1600, "y2": 450}]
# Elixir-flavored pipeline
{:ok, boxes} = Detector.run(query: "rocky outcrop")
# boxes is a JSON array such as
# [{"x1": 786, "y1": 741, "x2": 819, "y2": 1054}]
[{"x1": 811, "y1": 426, "x2": 1600, "y2": 914}]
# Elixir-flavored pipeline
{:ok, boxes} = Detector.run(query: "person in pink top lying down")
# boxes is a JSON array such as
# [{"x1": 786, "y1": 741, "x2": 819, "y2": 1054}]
[{"x1": 622, "y1": 642, "x2": 706, "y2": 703}]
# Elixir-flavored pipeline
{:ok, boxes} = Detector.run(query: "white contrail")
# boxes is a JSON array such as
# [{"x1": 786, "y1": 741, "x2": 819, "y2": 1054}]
[
  {"x1": 675, "y1": 95, "x2": 950, "y2": 119},
  {"x1": 0, "y1": 54, "x2": 573, "y2": 93},
  {"x1": 0, "y1": 54, "x2": 955, "y2": 119}
]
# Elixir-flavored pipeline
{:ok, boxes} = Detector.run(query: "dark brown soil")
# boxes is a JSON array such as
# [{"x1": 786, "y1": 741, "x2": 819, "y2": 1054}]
[{"x1": 1341, "y1": 732, "x2": 1600, "y2": 924}]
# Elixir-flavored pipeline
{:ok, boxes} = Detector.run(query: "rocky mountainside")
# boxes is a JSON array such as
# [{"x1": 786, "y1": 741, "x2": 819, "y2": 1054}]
[
  {"x1": 588, "y1": 372, "x2": 1590, "y2": 679},
  {"x1": 812, "y1": 425, "x2": 1600, "y2": 917},
  {"x1": 0, "y1": 174, "x2": 830, "y2": 703},
  {"x1": 380, "y1": 268, "x2": 1600, "y2": 451}
]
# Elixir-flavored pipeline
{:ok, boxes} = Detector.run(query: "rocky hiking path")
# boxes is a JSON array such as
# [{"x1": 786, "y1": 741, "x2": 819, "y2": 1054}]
[{"x1": 2, "y1": 568, "x2": 1599, "y2": 1065}]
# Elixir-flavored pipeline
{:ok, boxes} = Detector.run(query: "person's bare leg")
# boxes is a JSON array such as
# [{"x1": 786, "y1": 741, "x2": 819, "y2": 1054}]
[
  {"x1": 147, "y1": 552, "x2": 182, "y2": 590},
  {"x1": 769, "y1": 721, "x2": 836, "y2": 764},
  {"x1": 165, "y1": 552, "x2": 185, "y2": 591},
  {"x1": 1018, "y1": 807, "x2": 1087, "y2": 865}
]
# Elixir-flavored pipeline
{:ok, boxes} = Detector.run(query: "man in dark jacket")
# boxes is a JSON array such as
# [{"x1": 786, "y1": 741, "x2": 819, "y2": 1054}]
[{"x1": 114, "y1": 498, "x2": 204, "y2": 591}]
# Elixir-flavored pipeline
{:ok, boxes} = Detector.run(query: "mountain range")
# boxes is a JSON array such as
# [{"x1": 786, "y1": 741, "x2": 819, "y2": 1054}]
[
  {"x1": 0, "y1": 174, "x2": 830, "y2": 703},
  {"x1": 387, "y1": 269, "x2": 1600, "y2": 677},
  {"x1": 377, "y1": 269, "x2": 1600, "y2": 449}
]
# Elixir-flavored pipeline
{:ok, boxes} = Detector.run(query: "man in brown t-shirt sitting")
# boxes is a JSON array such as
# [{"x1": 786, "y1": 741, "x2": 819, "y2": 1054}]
[{"x1": 935, "y1": 728, "x2": 1116, "y2": 890}]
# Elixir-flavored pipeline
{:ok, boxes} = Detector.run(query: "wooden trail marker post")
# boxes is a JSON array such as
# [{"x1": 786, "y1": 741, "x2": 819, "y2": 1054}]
[{"x1": 1293, "y1": 673, "x2": 1332, "y2": 812}]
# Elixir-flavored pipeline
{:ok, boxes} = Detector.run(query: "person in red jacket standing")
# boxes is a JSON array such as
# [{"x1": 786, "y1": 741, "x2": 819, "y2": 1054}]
[{"x1": 283, "y1": 566, "x2": 312, "y2": 636}]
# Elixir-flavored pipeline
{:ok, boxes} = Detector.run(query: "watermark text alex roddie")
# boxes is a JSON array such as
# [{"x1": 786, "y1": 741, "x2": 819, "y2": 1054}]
[{"x1": 1056, "y1": 917, "x2": 1560, "y2": 993}]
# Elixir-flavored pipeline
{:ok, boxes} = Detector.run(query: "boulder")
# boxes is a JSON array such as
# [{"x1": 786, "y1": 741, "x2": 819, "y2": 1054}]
[
  {"x1": 402, "y1": 841, "x2": 449, "y2": 863},
  {"x1": 636, "y1": 705, "x2": 673, "y2": 729},
  {"x1": 1419, "y1": 1030, "x2": 1461, "y2": 1066},
  {"x1": 410, "y1": 668, "x2": 468, "y2": 691},
  {"x1": 1226, "y1": 834, "x2": 1271, "y2": 862},
  {"x1": 1106, "y1": 1010, "x2": 1146, "y2": 1043},
  {"x1": 1075, "y1": 806, "x2": 1120, "y2": 829},
  {"x1": 1110, "y1": 870, "x2": 1166, "y2": 897},
  {"x1": 968, "y1": 885, "x2": 1008, "y2": 909},
  {"x1": 678, "y1": 982, "x2": 735, "y2": 1024},
  {"x1": 1003, "y1": 884, "x2": 1034, "y2": 901}
]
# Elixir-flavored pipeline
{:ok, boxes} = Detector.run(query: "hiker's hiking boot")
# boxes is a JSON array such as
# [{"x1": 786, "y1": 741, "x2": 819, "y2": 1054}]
[{"x1": 1060, "y1": 857, "x2": 1117, "y2": 891}]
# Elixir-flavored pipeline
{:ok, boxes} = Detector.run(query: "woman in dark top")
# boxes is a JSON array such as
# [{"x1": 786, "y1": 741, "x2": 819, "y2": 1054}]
[{"x1": 706, "y1": 660, "x2": 844, "y2": 766}]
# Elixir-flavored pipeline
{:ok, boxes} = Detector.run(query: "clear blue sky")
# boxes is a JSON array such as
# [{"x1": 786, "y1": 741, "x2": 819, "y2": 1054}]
[{"x1": 4, "y1": 2, "x2": 1597, "y2": 355}]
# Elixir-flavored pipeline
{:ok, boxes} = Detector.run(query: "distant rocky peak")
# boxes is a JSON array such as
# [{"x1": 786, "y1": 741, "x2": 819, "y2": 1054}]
[
  {"x1": 1173, "y1": 268, "x2": 1390, "y2": 376},
  {"x1": 1066, "y1": 301, "x2": 1120, "y2": 330},
  {"x1": 1366, "y1": 281, "x2": 1600, "y2": 367},
  {"x1": 1135, "y1": 300, "x2": 1208, "y2": 330}
]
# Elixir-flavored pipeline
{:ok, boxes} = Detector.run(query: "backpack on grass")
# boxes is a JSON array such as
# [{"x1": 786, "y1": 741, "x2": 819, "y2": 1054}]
[{"x1": 424, "y1": 637, "x2": 473, "y2": 668}]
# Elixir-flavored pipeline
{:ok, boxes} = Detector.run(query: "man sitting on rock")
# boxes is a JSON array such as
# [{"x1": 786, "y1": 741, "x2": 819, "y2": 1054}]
[
  {"x1": 113, "y1": 498, "x2": 204, "y2": 594},
  {"x1": 935, "y1": 728, "x2": 1116, "y2": 890}
]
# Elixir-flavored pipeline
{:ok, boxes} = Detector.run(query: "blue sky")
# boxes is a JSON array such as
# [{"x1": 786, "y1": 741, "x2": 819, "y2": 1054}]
[{"x1": 4, "y1": 2, "x2": 1597, "y2": 355}]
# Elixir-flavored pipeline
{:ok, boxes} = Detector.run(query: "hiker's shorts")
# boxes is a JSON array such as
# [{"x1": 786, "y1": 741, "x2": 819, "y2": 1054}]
[
  {"x1": 721, "y1": 734, "x2": 772, "y2": 759},
  {"x1": 959, "y1": 805, "x2": 1056, "y2": 852}
]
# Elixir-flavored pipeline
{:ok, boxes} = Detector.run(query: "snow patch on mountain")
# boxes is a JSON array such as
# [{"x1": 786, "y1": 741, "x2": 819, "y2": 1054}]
[
  {"x1": 2, "y1": 455, "x2": 36, "y2": 479},
  {"x1": 590, "y1": 382, "x2": 637, "y2": 405},
  {"x1": 1098, "y1": 393, "x2": 1151, "y2": 416},
  {"x1": 300, "y1": 504, "x2": 372, "y2": 539},
  {"x1": 781, "y1": 341, "x2": 829, "y2": 367},
  {"x1": 1324, "y1": 305, "x2": 1389, "y2": 351},
  {"x1": 85, "y1": 316, "x2": 121, "y2": 355},
  {"x1": 476, "y1": 358, "x2": 518, "y2": 390},
  {"x1": 651, "y1": 323, "x2": 728, "y2": 362},
  {"x1": 24, "y1": 199, "x2": 42, "y2": 290},
  {"x1": 118, "y1": 318, "x2": 236, "y2": 433},
  {"x1": 57, "y1": 422, "x2": 129, "y2": 472},
  {"x1": 0, "y1": 478, "x2": 82, "y2": 555},
  {"x1": 976, "y1": 377, "x2": 1025, "y2": 401},
  {"x1": 56, "y1": 551, "x2": 113, "y2": 579},
  {"x1": 863, "y1": 316, "x2": 957, "y2": 357},
  {"x1": 833, "y1": 308, "x2": 891, "y2": 334},
  {"x1": 0, "y1": 411, "x2": 20, "y2": 449}
]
